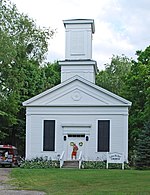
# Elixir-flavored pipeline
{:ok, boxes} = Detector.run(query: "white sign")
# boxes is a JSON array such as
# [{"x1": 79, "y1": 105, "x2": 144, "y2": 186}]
[{"x1": 107, "y1": 152, "x2": 124, "y2": 170}]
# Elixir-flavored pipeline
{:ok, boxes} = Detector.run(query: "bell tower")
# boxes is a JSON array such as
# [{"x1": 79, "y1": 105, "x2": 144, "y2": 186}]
[{"x1": 59, "y1": 19, "x2": 97, "y2": 83}]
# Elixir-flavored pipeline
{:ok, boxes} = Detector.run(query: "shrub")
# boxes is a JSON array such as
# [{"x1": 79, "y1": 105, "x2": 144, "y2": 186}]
[
  {"x1": 20, "y1": 157, "x2": 60, "y2": 169},
  {"x1": 81, "y1": 161, "x2": 106, "y2": 169},
  {"x1": 81, "y1": 161, "x2": 130, "y2": 170}
]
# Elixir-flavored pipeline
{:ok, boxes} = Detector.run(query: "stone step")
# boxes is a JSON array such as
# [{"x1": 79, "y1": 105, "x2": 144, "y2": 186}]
[{"x1": 62, "y1": 160, "x2": 79, "y2": 168}]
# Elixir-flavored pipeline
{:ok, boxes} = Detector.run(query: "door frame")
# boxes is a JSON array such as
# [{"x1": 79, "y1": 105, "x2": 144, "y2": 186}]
[
  {"x1": 67, "y1": 136, "x2": 85, "y2": 160},
  {"x1": 63, "y1": 134, "x2": 88, "y2": 160}
]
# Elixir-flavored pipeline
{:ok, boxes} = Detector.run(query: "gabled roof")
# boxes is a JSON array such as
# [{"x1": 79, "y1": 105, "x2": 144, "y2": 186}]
[{"x1": 23, "y1": 75, "x2": 132, "y2": 107}]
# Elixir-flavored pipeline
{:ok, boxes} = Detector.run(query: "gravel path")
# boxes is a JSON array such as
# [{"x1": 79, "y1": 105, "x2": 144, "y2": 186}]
[{"x1": 0, "y1": 168, "x2": 46, "y2": 195}]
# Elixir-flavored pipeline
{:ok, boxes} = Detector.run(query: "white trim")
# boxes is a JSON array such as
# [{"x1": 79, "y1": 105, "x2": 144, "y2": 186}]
[
  {"x1": 25, "y1": 104, "x2": 131, "y2": 108},
  {"x1": 63, "y1": 130, "x2": 90, "y2": 135},
  {"x1": 109, "y1": 120, "x2": 112, "y2": 153},
  {"x1": 124, "y1": 115, "x2": 128, "y2": 162},
  {"x1": 41, "y1": 119, "x2": 44, "y2": 152},
  {"x1": 41, "y1": 119, "x2": 57, "y2": 152},
  {"x1": 59, "y1": 60, "x2": 97, "y2": 74},
  {"x1": 23, "y1": 75, "x2": 132, "y2": 107},
  {"x1": 96, "y1": 119, "x2": 111, "y2": 153},
  {"x1": 63, "y1": 19, "x2": 95, "y2": 33},
  {"x1": 59, "y1": 60, "x2": 96, "y2": 65},
  {"x1": 61, "y1": 123, "x2": 92, "y2": 127},
  {"x1": 25, "y1": 113, "x2": 31, "y2": 159}
]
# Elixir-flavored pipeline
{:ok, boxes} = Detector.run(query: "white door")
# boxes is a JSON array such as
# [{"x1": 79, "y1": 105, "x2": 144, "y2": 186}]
[{"x1": 67, "y1": 136, "x2": 85, "y2": 160}]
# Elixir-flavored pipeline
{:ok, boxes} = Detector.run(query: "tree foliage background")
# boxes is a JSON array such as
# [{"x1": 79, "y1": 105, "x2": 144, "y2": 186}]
[
  {"x1": 0, "y1": 0, "x2": 149, "y2": 165},
  {"x1": 0, "y1": 0, "x2": 60, "y2": 155},
  {"x1": 135, "y1": 120, "x2": 150, "y2": 169},
  {"x1": 96, "y1": 48, "x2": 150, "y2": 165}
]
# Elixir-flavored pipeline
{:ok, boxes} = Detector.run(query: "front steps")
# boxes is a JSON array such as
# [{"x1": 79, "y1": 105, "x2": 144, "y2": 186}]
[{"x1": 62, "y1": 160, "x2": 79, "y2": 168}]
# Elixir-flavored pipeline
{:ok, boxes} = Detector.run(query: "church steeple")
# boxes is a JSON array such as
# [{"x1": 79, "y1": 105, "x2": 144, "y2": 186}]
[
  {"x1": 59, "y1": 19, "x2": 97, "y2": 83},
  {"x1": 64, "y1": 19, "x2": 95, "y2": 60}
]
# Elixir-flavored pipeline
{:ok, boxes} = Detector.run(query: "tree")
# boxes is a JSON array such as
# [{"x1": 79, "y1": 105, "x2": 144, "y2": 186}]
[
  {"x1": 0, "y1": 0, "x2": 55, "y2": 154},
  {"x1": 135, "y1": 120, "x2": 150, "y2": 169},
  {"x1": 125, "y1": 46, "x2": 150, "y2": 160},
  {"x1": 96, "y1": 54, "x2": 132, "y2": 97},
  {"x1": 42, "y1": 62, "x2": 61, "y2": 90},
  {"x1": 96, "y1": 51, "x2": 150, "y2": 164}
]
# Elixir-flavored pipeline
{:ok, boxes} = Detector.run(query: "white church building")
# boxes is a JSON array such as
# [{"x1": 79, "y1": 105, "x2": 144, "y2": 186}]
[{"x1": 23, "y1": 19, "x2": 131, "y2": 165}]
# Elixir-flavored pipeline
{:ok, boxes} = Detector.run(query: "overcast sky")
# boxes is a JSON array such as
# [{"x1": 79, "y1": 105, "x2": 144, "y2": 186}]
[{"x1": 11, "y1": 0, "x2": 150, "y2": 70}]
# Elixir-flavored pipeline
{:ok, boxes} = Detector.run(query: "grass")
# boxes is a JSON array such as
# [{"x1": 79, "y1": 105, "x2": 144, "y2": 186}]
[{"x1": 10, "y1": 168, "x2": 150, "y2": 195}]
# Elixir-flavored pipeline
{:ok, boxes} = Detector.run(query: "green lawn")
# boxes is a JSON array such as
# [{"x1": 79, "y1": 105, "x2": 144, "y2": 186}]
[{"x1": 10, "y1": 168, "x2": 150, "y2": 195}]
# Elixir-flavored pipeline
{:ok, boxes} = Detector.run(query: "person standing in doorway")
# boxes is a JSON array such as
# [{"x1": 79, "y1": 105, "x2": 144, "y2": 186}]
[{"x1": 71, "y1": 143, "x2": 78, "y2": 160}]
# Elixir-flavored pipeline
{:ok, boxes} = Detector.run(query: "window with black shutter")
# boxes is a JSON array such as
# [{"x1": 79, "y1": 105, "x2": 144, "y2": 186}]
[
  {"x1": 97, "y1": 120, "x2": 110, "y2": 152},
  {"x1": 43, "y1": 120, "x2": 55, "y2": 151}
]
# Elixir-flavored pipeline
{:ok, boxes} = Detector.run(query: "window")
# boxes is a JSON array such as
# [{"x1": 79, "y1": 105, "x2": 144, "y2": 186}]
[
  {"x1": 97, "y1": 120, "x2": 110, "y2": 152},
  {"x1": 43, "y1": 120, "x2": 55, "y2": 151}
]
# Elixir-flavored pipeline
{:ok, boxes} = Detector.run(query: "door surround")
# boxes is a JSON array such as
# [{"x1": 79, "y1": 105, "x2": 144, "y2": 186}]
[{"x1": 62, "y1": 123, "x2": 91, "y2": 160}]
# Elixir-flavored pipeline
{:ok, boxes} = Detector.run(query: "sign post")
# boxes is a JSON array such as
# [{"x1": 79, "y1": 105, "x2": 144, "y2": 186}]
[{"x1": 107, "y1": 152, "x2": 124, "y2": 170}]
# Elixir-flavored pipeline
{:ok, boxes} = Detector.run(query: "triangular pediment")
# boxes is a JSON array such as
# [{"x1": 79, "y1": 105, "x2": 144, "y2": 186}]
[
  {"x1": 40, "y1": 87, "x2": 109, "y2": 106},
  {"x1": 23, "y1": 76, "x2": 132, "y2": 107}
]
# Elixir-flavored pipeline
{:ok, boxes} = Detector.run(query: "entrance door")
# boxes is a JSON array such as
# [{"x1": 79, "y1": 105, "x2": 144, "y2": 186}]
[{"x1": 67, "y1": 135, "x2": 85, "y2": 160}]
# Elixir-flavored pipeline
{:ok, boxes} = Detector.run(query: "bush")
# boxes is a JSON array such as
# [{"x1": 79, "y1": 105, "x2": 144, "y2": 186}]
[
  {"x1": 81, "y1": 161, "x2": 130, "y2": 170},
  {"x1": 20, "y1": 157, "x2": 60, "y2": 169},
  {"x1": 81, "y1": 161, "x2": 106, "y2": 169}
]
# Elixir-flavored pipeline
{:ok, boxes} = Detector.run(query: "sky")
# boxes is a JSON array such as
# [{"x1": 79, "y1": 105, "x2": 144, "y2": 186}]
[{"x1": 11, "y1": 0, "x2": 150, "y2": 70}]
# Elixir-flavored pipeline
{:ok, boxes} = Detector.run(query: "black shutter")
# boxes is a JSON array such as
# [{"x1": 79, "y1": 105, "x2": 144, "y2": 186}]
[
  {"x1": 98, "y1": 120, "x2": 110, "y2": 152},
  {"x1": 43, "y1": 120, "x2": 55, "y2": 151}
]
